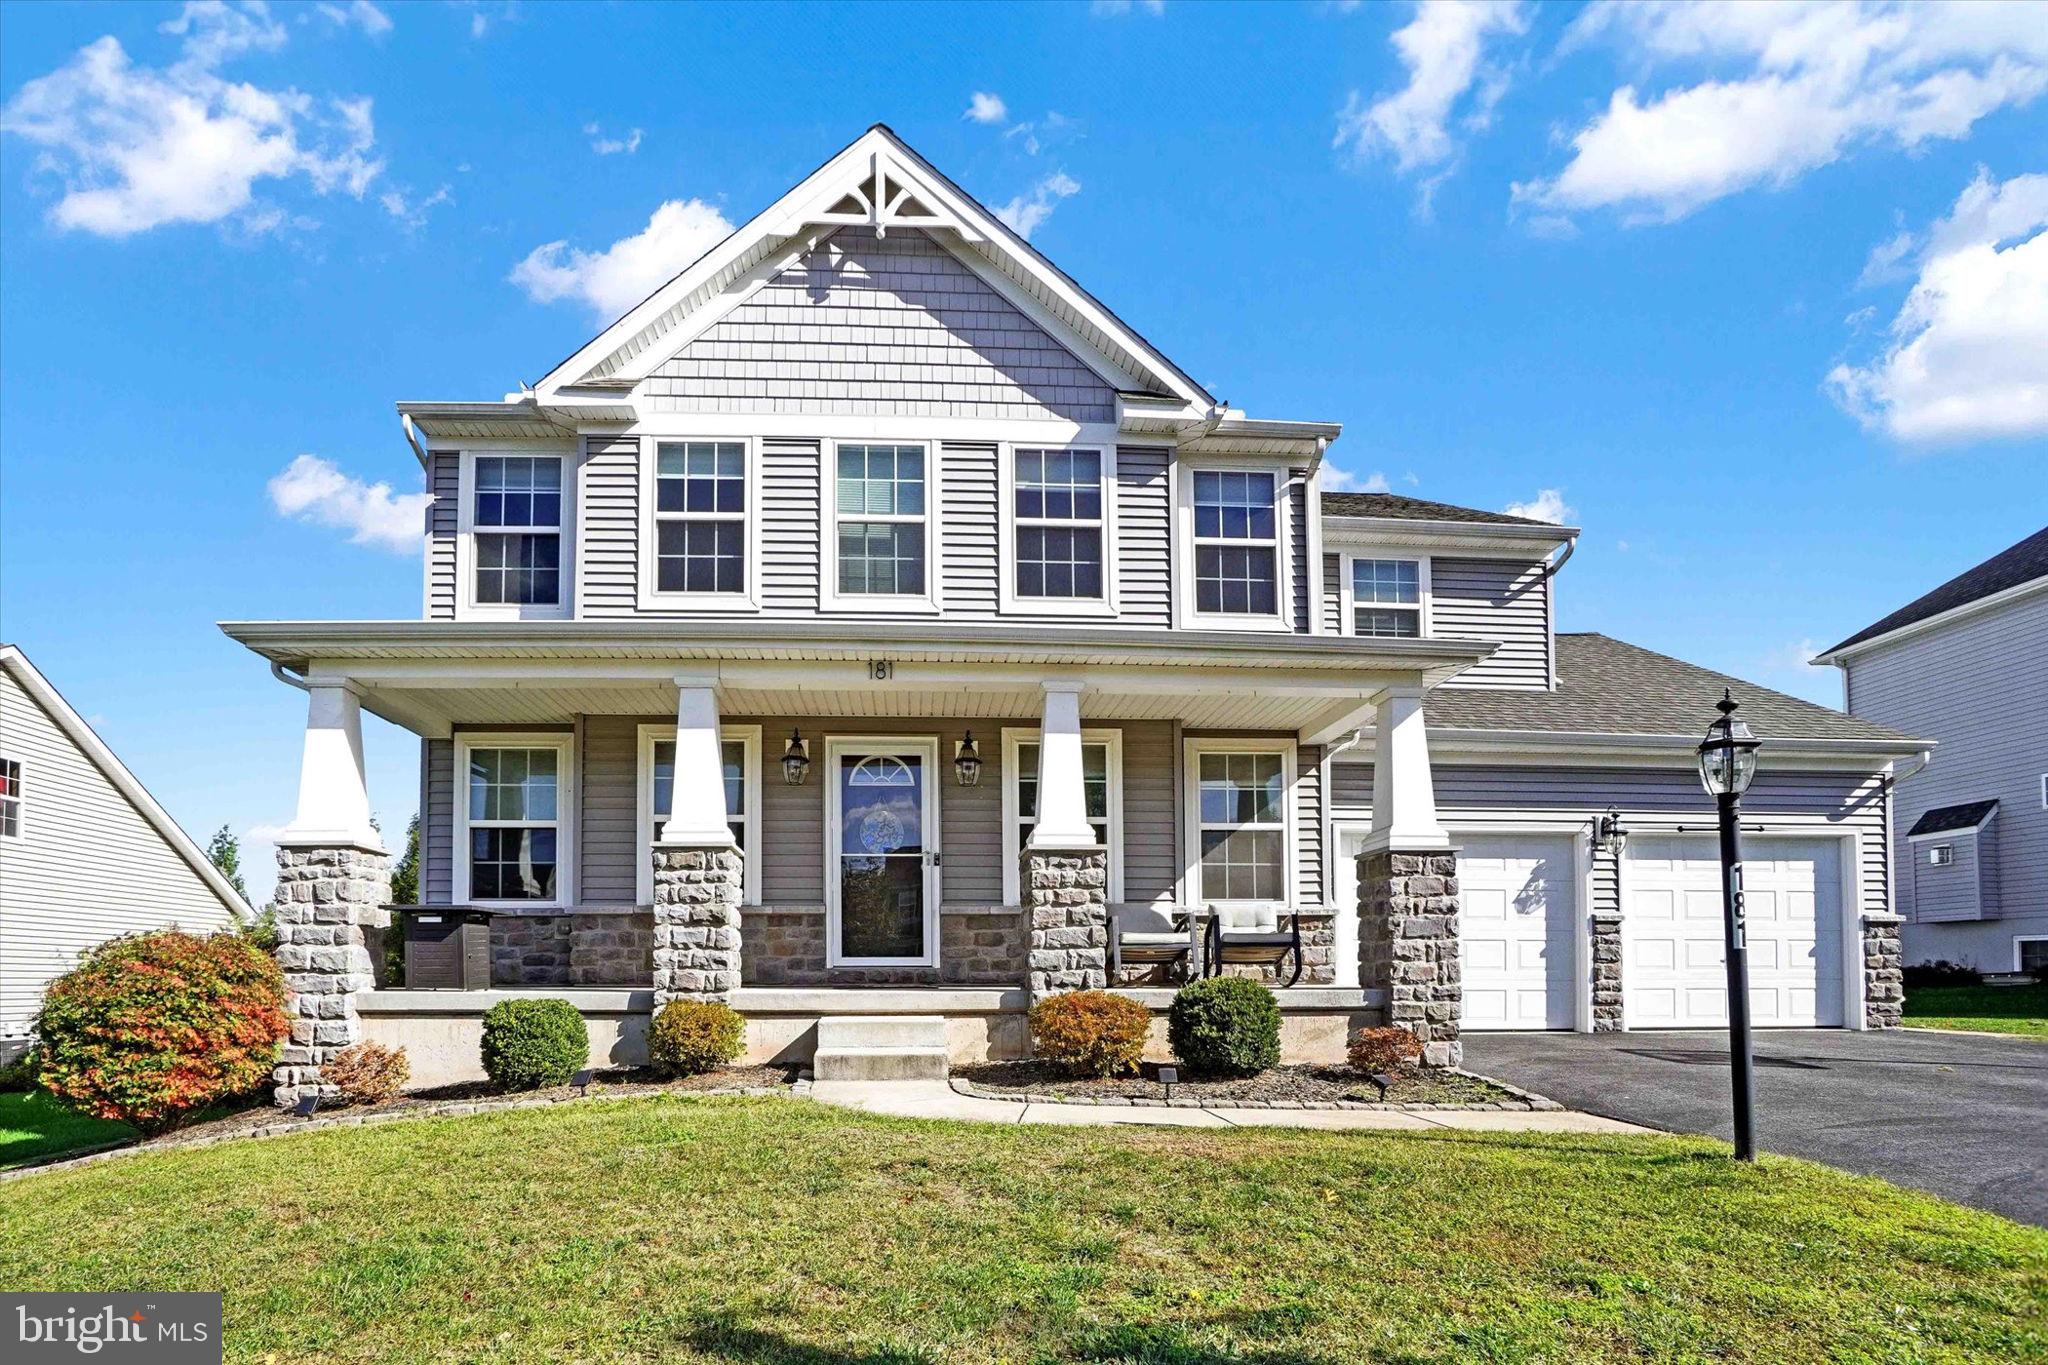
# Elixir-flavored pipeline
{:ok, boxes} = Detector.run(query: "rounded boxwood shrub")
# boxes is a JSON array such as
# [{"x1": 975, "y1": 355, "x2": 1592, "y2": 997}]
[
  {"x1": 1029, "y1": 989, "x2": 1152, "y2": 1077},
  {"x1": 35, "y1": 929, "x2": 289, "y2": 1133},
  {"x1": 480, "y1": 998, "x2": 589, "y2": 1091},
  {"x1": 648, "y1": 1000, "x2": 745, "y2": 1077},
  {"x1": 1168, "y1": 977, "x2": 1281, "y2": 1077}
]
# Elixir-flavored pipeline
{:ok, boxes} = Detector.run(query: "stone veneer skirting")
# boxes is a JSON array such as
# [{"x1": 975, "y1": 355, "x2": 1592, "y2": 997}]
[
  {"x1": 1590, "y1": 912, "x2": 1623, "y2": 1032},
  {"x1": 652, "y1": 845, "x2": 744, "y2": 1003},
  {"x1": 1023, "y1": 847, "x2": 1110, "y2": 999},
  {"x1": 1357, "y1": 848, "x2": 1462, "y2": 1067},
  {"x1": 1862, "y1": 914, "x2": 1904, "y2": 1029},
  {"x1": 272, "y1": 844, "x2": 392, "y2": 1106},
  {"x1": 740, "y1": 908, "x2": 1027, "y2": 986},
  {"x1": 490, "y1": 913, "x2": 654, "y2": 987}
]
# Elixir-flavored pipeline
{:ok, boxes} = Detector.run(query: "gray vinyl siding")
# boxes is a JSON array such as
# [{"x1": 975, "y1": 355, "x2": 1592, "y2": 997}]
[
  {"x1": 1298, "y1": 744, "x2": 1323, "y2": 906},
  {"x1": 1323, "y1": 554, "x2": 1342, "y2": 634},
  {"x1": 1329, "y1": 762, "x2": 1891, "y2": 925},
  {"x1": 1121, "y1": 721, "x2": 1177, "y2": 908},
  {"x1": 576, "y1": 435, "x2": 638, "y2": 616},
  {"x1": 0, "y1": 669, "x2": 240, "y2": 1036},
  {"x1": 424, "y1": 452, "x2": 459, "y2": 620},
  {"x1": 1433, "y1": 557, "x2": 1551, "y2": 690},
  {"x1": 576, "y1": 439, "x2": 1177, "y2": 629},
  {"x1": 579, "y1": 716, "x2": 639, "y2": 905},
  {"x1": 1911, "y1": 827, "x2": 1991, "y2": 923},
  {"x1": 640, "y1": 227, "x2": 1115, "y2": 423},
  {"x1": 1290, "y1": 474, "x2": 1311, "y2": 633},
  {"x1": 422, "y1": 738, "x2": 453, "y2": 904},
  {"x1": 1843, "y1": 588, "x2": 2047, "y2": 940}
]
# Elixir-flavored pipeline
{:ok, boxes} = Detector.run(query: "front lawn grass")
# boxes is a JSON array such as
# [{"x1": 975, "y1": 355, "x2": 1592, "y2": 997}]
[
  {"x1": 3, "y1": 1095, "x2": 2043, "y2": 1362},
  {"x1": 0, "y1": 1091, "x2": 135, "y2": 1169},
  {"x1": 1904, "y1": 982, "x2": 2048, "y2": 1038}
]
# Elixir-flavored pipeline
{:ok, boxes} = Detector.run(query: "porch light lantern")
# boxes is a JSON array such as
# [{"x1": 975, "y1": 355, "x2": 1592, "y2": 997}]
[
  {"x1": 780, "y1": 729, "x2": 811, "y2": 786},
  {"x1": 1594, "y1": 806, "x2": 1629, "y2": 857},
  {"x1": 954, "y1": 731, "x2": 984, "y2": 788},
  {"x1": 1695, "y1": 689, "x2": 1763, "y2": 1162}
]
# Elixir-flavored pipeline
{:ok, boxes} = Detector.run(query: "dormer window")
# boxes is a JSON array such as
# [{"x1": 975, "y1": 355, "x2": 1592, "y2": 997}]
[
  {"x1": 473, "y1": 457, "x2": 562, "y2": 606},
  {"x1": 1193, "y1": 470, "x2": 1278, "y2": 616},
  {"x1": 1352, "y1": 558, "x2": 1423, "y2": 637}
]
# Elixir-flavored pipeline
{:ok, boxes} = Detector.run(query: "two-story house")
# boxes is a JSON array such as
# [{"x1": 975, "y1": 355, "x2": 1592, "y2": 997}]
[
  {"x1": 225, "y1": 127, "x2": 1925, "y2": 1100},
  {"x1": 1814, "y1": 527, "x2": 2048, "y2": 975}
]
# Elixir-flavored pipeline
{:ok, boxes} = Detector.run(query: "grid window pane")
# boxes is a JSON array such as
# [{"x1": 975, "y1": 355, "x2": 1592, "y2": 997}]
[
  {"x1": 1015, "y1": 448, "x2": 1102, "y2": 522},
  {"x1": 475, "y1": 532, "x2": 560, "y2": 605},
  {"x1": 1194, "y1": 544, "x2": 1277, "y2": 615},
  {"x1": 468, "y1": 827, "x2": 557, "y2": 901},
  {"x1": 1198, "y1": 752, "x2": 1283, "y2": 825},
  {"x1": 468, "y1": 748, "x2": 559, "y2": 822},
  {"x1": 2021, "y1": 940, "x2": 2048, "y2": 973},
  {"x1": 1193, "y1": 470, "x2": 1276, "y2": 541},
  {"x1": 1199, "y1": 827, "x2": 1283, "y2": 901},
  {"x1": 836, "y1": 445, "x2": 925, "y2": 516},
  {"x1": 1355, "y1": 607, "x2": 1421, "y2": 638},
  {"x1": 1353, "y1": 558, "x2": 1419, "y2": 605},
  {"x1": 0, "y1": 760, "x2": 18, "y2": 839},
  {"x1": 1016, "y1": 526, "x2": 1103, "y2": 599},
  {"x1": 0, "y1": 759, "x2": 19, "y2": 799},
  {"x1": 656, "y1": 521, "x2": 743, "y2": 593},
  {"x1": 656, "y1": 442, "x2": 745, "y2": 514},
  {"x1": 839, "y1": 522, "x2": 926, "y2": 595},
  {"x1": 475, "y1": 457, "x2": 562, "y2": 529}
]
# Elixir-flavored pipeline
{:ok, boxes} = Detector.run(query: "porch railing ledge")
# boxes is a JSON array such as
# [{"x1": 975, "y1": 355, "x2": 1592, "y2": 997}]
[
  {"x1": 358, "y1": 987, "x2": 655, "y2": 1014},
  {"x1": 733, "y1": 986, "x2": 1029, "y2": 1014}
]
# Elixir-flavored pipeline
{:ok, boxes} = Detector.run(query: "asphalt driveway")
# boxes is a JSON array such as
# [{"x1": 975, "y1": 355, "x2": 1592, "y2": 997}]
[{"x1": 1464, "y1": 1028, "x2": 2048, "y2": 1226}]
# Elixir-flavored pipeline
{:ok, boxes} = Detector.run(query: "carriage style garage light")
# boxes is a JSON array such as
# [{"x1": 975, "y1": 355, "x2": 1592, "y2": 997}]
[
  {"x1": 954, "y1": 731, "x2": 984, "y2": 787},
  {"x1": 1697, "y1": 689, "x2": 1764, "y2": 1162},
  {"x1": 780, "y1": 729, "x2": 811, "y2": 786},
  {"x1": 1594, "y1": 806, "x2": 1629, "y2": 857}
]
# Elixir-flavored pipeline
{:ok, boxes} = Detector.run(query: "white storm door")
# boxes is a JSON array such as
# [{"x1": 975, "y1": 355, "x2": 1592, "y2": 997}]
[{"x1": 825, "y1": 739, "x2": 940, "y2": 967}]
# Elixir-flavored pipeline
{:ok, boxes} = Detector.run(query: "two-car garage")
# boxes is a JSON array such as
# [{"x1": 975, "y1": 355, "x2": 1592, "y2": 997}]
[{"x1": 1449, "y1": 832, "x2": 1849, "y2": 1032}]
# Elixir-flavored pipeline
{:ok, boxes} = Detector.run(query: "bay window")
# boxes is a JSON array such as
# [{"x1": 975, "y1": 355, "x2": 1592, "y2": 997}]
[
  {"x1": 473, "y1": 457, "x2": 562, "y2": 606},
  {"x1": 458, "y1": 740, "x2": 569, "y2": 905},
  {"x1": 654, "y1": 441, "x2": 747, "y2": 595},
  {"x1": 835, "y1": 443, "x2": 928, "y2": 598},
  {"x1": 1192, "y1": 469, "x2": 1279, "y2": 617}
]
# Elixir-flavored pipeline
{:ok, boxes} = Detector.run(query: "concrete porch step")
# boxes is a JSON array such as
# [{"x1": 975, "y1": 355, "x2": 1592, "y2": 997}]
[{"x1": 813, "y1": 1015, "x2": 950, "y2": 1081}]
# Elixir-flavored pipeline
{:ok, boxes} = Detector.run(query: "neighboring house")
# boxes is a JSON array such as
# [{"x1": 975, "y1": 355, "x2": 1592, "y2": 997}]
[
  {"x1": 1814, "y1": 527, "x2": 2048, "y2": 974},
  {"x1": 0, "y1": 645, "x2": 246, "y2": 1052},
  {"x1": 223, "y1": 127, "x2": 1925, "y2": 1098}
]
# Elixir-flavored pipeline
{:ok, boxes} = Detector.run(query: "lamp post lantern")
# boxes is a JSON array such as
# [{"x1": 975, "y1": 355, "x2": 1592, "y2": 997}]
[{"x1": 1696, "y1": 689, "x2": 1762, "y2": 1161}]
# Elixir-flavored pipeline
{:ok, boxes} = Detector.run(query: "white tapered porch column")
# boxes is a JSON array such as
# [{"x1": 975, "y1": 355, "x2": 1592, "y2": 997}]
[
  {"x1": 1023, "y1": 681, "x2": 1108, "y2": 1001},
  {"x1": 652, "y1": 676, "x2": 742, "y2": 1002},
  {"x1": 1362, "y1": 686, "x2": 1449, "y2": 854},
  {"x1": 280, "y1": 681, "x2": 383, "y2": 851}
]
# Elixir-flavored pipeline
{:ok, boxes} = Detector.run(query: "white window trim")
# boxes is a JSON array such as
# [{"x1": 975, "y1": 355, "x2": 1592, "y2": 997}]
[
  {"x1": 2015, "y1": 935, "x2": 2048, "y2": 973},
  {"x1": 636, "y1": 436, "x2": 763, "y2": 612},
  {"x1": 1181, "y1": 736, "x2": 1299, "y2": 912},
  {"x1": 1173, "y1": 457, "x2": 1295, "y2": 632},
  {"x1": 823, "y1": 735, "x2": 943, "y2": 968},
  {"x1": 0, "y1": 756, "x2": 22, "y2": 839},
  {"x1": 455, "y1": 447, "x2": 576, "y2": 620},
  {"x1": 999, "y1": 726, "x2": 1124, "y2": 905},
  {"x1": 997, "y1": 443, "x2": 1120, "y2": 617},
  {"x1": 820, "y1": 440, "x2": 943, "y2": 615},
  {"x1": 1926, "y1": 843, "x2": 1956, "y2": 867},
  {"x1": 1339, "y1": 550, "x2": 1433, "y2": 639},
  {"x1": 634, "y1": 723, "x2": 761, "y2": 905},
  {"x1": 2040, "y1": 773, "x2": 2047, "y2": 810},
  {"x1": 452, "y1": 732, "x2": 577, "y2": 908}
]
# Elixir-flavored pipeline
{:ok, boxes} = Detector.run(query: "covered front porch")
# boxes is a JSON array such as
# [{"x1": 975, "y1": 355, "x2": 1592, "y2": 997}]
[{"x1": 230, "y1": 620, "x2": 1484, "y2": 1094}]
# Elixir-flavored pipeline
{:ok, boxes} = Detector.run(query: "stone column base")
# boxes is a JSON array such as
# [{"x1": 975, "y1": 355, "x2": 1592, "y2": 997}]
[
  {"x1": 1590, "y1": 911, "x2": 1624, "y2": 1032},
  {"x1": 1357, "y1": 847, "x2": 1462, "y2": 1067},
  {"x1": 272, "y1": 843, "x2": 391, "y2": 1106},
  {"x1": 1862, "y1": 913, "x2": 1904, "y2": 1029},
  {"x1": 1023, "y1": 846, "x2": 1108, "y2": 1001},
  {"x1": 652, "y1": 844, "x2": 743, "y2": 1003}
]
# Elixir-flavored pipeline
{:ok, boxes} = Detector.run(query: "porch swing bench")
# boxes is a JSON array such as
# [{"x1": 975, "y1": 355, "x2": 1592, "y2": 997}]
[{"x1": 1201, "y1": 908, "x2": 1305, "y2": 988}]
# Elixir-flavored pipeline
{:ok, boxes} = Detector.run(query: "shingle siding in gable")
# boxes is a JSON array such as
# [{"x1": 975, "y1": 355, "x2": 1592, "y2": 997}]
[
  {"x1": 640, "y1": 227, "x2": 1115, "y2": 422},
  {"x1": 425, "y1": 453, "x2": 459, "y2": 620},
  {"x1": 1433, "y1": 556, "x2": 1551, "y2": 690}
]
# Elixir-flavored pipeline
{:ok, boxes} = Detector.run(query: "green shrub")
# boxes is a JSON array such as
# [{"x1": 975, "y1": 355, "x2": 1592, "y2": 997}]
[
  {"x1": 480, "y1": 998, "x2": 588, "y2": 1091},
  {"x1": 35, "y1": 930, "x2": 288, "y2": 1133},
  {"x1": 1029, "y1": 990, "x2": 1152, "y2": 1077},
  {"x1": 0, "y1": 1047, "x2": 39, "y2": 1093},
  {"x1": 1168, "y1": 977, "x2": 1280, "y2": 1078},
  {"x1": 647, "y1": 1000, "x2": 746, "y2": 1077}
]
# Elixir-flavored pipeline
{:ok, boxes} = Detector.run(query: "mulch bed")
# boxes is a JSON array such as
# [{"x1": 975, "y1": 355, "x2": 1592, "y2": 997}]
[{"x1": 952, "y1": 1060, "x2": 1540, "y2": 1109}]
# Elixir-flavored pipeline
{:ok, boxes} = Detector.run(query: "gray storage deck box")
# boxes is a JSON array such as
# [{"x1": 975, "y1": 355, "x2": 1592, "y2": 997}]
[{"x1": 403, "y1": 910, "x2": 494, "y2": 990}]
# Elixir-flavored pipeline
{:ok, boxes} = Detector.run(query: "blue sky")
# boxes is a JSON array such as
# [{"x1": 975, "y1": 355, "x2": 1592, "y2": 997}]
[{"x1": 2, "y1": 0, "x2": 2043, "y2": 902}]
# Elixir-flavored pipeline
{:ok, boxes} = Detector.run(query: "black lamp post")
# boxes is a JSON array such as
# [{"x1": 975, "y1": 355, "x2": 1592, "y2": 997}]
[{"x1": 1696, "y1": 689, "x2": 1763, "y2": 1161}]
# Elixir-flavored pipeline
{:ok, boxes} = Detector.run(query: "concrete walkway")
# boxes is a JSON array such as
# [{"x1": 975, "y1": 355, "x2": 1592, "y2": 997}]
[{"x1": 808, "y1": 1080, "x2": 1653, "y2": 1133}]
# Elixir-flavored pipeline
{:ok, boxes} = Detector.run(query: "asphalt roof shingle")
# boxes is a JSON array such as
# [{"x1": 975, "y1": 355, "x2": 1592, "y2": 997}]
[
  {"x1": 1320, "y1": 493, "x2": 1566, "y2": 528},
  {"x1": 1425, "y1": 633, "x2": 1923, "y2": 746},
  {"x1": 1823, "y1": 525, "x2": 2048, "y2": 656},
  {"x1": 1906, "y1": 800, "x2": 2000, "y2": 837}
]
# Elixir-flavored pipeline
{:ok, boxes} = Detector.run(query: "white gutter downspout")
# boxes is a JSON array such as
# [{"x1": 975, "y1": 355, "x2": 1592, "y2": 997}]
[
  {"x1": 1540, "y1": 533, "x2": 1576, "y2": 691},
  {"x1": 401, "y1": 413, "x2": 429, "y2": 469},
  {"x1": 270, "y1": 660, "x2": 312, "y2": 693}
]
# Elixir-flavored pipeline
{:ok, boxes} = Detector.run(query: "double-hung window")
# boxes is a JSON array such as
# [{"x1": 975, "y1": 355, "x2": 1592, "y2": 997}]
[
  {"x1": 638, "y1": 726, "x2": 759, "y2": 904},
  {"x1": 1013, "y1": 448, "x2": 1104, "y2": 601},
  {"x1": 1192, "y1": 470, "x2": 1279, "y2": 617},
  {"x1": 1002, "y1": 729, "x2": 1122, "y2": 904},
  {"x1": 0, "y1": 758, "x2": 21, "y2": 838},
  {"x1": 835, "y1": 444, "x2": 928, "y2": 598},
  {"x1": 1194, "y1": 748, "x2": 1289, "y2": 904},
  {"x1": 653, "y1": 441, "x2": 746, "y2": 595},
  {"x1": 461, "y1": 742, "x2": 565, "y2": 904},
  {"x1": 473, "y1": 457, "x2": 563, "y2": 606},
  {"x1": 1352, "y1": 558, "x2": 1423, "y2": 637}
]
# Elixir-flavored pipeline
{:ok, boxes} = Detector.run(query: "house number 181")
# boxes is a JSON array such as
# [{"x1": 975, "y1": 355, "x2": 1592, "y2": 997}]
[{"x1": 868, "y1": 660, "x2": 895, "y2": 681}]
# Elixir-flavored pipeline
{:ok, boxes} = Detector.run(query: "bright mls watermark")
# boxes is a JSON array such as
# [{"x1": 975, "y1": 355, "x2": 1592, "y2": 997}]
[{"x1": 5, "y1": 1294, "x2": 221, "y2": 1363}]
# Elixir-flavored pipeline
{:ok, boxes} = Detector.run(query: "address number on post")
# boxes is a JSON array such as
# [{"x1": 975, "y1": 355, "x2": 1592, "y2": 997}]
[{"x1": 868, "y1": 659, "x2": 895, "y2": 681}]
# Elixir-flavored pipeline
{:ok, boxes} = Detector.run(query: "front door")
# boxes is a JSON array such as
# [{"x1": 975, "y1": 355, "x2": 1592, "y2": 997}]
[{"x1": 826, "y1": 739, "x2": 939, "y2": 967}]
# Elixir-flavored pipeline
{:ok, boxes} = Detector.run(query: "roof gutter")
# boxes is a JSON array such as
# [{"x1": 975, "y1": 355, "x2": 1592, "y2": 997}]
[
  {"x1": 1542, "y1": 533, "x2": 1577, "y2": 579},
  {"x1": 401, "y1": 413, "x2": 429, "y2": 470}
]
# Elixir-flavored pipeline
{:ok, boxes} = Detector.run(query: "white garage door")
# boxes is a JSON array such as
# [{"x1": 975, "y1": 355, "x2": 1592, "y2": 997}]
[
  {"x1": 1459, "y1": 834, "x2": 1578, "y2": 1031},
  {"x1": 1624, "y1": 836, "x2": 1844, "y2": 1028}
]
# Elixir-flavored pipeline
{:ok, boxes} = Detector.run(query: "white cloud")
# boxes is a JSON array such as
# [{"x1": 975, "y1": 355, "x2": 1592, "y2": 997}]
[
  {"x1": 994, "y1": 170, "x2": 1080, "y2": 240},
  {"x1": 315, "y1": 1, "x2": 393, "y2": 38},
  {"x1": 965, "y1": 92, "x2": 1007, "y2": 124},
  {"x1": 1827, "y1": 169, "x2": 2048, "y2": 444},
  {"x1": 510, "y1": 198, "x2": 735, "y2": 319},
  {"x1": 585, "y1": 122, "x2": 642, "y2": 156},
  {"x1": 1323, "y1": 467, "x2": 1393, "y2": 493},
  {"x1": 268, "y1": 454, "x2": 430, "y2": 553},
  {"x1": 381, "y1": 182, "x2": 450, "y2": 229},
  {"x1": 0, "y1": 1, "x2": 383, "y2": 237},
  {"x1": 1334, "y1": 0, "x2": 1529, "y2": 187},
  {"x1": 1503, "y1": 488, "x2": 1575, "y2": 523},
  {"x1": 1092, "y1": 0, "x2": 1166, "y2": 15},
  {"x1": 1517, "y1": 1, "x2": 2048, "y2": 224},
  {"x1": 1001, "y1": 110, "x2": 1077, "y2": 157}
]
